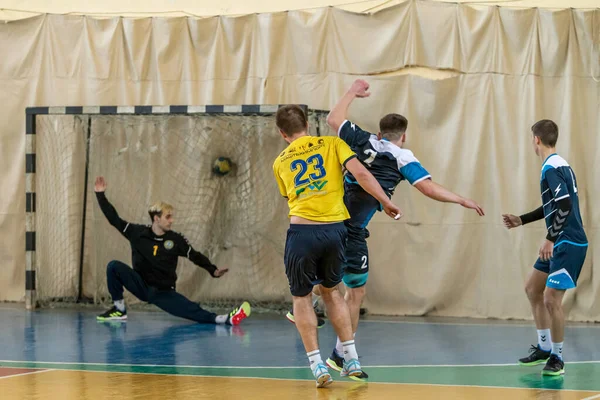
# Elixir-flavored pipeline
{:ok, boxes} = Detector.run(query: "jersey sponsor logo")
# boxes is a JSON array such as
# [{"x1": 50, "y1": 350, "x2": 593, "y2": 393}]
[
  {"x1": 296, "y1": 180, "x2": 328, "y2": 196},
  {"x1": 554, "y1": 183, "x2": 562, "y2": 197},
  {"x1": 164, "y1": 240, "x2": 174, "y2": 250}
]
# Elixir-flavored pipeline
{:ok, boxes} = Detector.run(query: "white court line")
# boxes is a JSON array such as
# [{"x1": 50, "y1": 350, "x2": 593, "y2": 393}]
[
  {"x1": 7, "y1": 367, "x2": 600, "y2": 394},
  {"x1": 1, "y1": 359, "x2": 599, "y2": 369},
  {"x1": 0, "y1": 369, "x2": 52, "y2": 380},
  {"x1": 361, "y1": 319, "x2": 600, "y2": 329},
  {"x1": 581, "y1": 394, "x2": 600, "y2": 400}
]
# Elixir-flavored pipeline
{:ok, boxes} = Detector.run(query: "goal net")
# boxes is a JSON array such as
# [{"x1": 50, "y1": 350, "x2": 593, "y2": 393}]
[{"x1": 28, "y1": 106, "x2": 328, "y2": 312}]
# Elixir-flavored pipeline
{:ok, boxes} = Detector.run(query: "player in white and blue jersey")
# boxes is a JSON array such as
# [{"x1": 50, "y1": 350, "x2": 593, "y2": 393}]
[
  {"x1": 503, "y1": 119, "x2": 587, "y2": 376},
  {"x1": 322, "y1": 79, "x2": 484, "y2": 377}
]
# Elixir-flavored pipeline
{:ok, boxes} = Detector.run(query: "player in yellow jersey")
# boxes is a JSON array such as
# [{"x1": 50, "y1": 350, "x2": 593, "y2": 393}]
[{"x1": 273, "y1": 105, "x2": 403, "y2": 388}]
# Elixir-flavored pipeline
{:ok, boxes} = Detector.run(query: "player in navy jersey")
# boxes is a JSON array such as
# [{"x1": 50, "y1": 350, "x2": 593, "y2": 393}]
[
  {"x1": 319, "y1": 79, "x2": 484, "y2": 377},
  {"x1": 503, "y1": 120, "x2": 587, "y2": 376}
]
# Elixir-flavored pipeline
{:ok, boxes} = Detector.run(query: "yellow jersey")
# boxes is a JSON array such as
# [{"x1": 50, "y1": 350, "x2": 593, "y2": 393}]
[{"x1": 273, "y1": 135, "x2": 357, "y2": 222}]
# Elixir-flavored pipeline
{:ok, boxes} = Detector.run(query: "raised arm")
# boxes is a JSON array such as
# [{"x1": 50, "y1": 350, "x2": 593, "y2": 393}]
[
  {"x1": 94, "y1": 176, "x2": 131, "y2": 235},
  {"x1": 326, "y1": 79, "x2": 370, "y2": 134}
]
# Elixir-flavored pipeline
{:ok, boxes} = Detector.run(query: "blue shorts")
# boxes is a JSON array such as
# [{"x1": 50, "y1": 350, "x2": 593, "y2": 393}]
[
  {"x1": 533, "y1": 242, "x2": 588, "y2": 290},
  {"x1": 284, "y1": 223, "x2": 347, "y2": 297},
  {"x1": 342, "y1": 183, "x2": 382, "y2": 288}
]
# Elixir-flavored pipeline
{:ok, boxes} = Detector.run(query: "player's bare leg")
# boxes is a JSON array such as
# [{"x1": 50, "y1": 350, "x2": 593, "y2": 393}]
[
  {"x1": 327, "y1": 282, "x2": 369, "y2": 381},
  {"x1": 292, "y1": 293, "x2": 332, "y2": 387},
  {"x1": 542, "y1": 287, "x2": 566, "y2": 375},
  {"x1": 320, "y1": 285, "x2": 362, "y2": 378},
  {"x1": 544, "y1": 288, "x2": 566, "y2": 342},
  {"x1": 519, "y1": 269, "x2": 552, "y2": 366},
  {"x1": 526, "y1": 270, "x2": 552, "y2": 334},
  {"x1": 345, "y1": 286, "x2": 366, "y2": 333},
  {"x1": 293, "y1": 294, "x2": 319, "y2": 351},
  {"x1": 286, "y1": 286, "x2": 326, "y2": 328}
]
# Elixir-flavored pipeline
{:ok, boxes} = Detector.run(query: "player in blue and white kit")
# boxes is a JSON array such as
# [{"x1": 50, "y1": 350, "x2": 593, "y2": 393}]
[
  {"x1": 503, "y1": 119, "x2": 587, "y2": 376},
  {"x1": 323, "y1": 79, "x2": 485, "y2": 377}
]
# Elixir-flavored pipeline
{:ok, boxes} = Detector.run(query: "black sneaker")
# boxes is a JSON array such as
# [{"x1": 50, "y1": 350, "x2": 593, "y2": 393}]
[
  {"x1": 518, "y1": 345, "x2": 551, "y2": 366},
  {"x1": 326, "y1": 350, "x2": 369, "y2": 381},
  {"x1": 286, "y1": 310, "x2": 325, "y2": 328},
  {"x1": 97, "y1": 306, "x2": 127, "y2": 321},
  {"x1": 542, "y1": 354, "x2": 565, "y2": 376}
]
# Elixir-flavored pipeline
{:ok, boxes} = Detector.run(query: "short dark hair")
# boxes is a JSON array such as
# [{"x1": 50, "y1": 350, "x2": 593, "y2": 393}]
[
  {"x1": 379, "y1": 113, "x2": 408, "y2": 140},
  {"x1": 531, "y1": 119, "x2": 559, "y2": 147},
  {"x1": 276, "y1": 105, "x2": 308, "y2": 136}
]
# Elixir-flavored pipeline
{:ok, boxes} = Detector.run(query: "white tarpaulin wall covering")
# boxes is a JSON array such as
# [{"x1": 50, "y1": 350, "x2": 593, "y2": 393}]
[{"x1": 0, "y1": 0, "x2": 598, "y2": 321}]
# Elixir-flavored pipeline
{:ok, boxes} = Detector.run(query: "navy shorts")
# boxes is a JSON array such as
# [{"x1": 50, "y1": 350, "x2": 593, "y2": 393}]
[
  {"x1": 342, "y1": 183, "x2": 381, "y2": 288},
  {"x1": 533, "y1": 242, "x2": 588, "y2": 290},
  {"x1": 284, "y1": 223, "x2": 347, "y2": 297}
]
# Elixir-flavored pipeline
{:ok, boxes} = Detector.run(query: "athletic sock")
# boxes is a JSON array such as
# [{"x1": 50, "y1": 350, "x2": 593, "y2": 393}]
[
  {"x1": 114, "y1": 300, "x2": 125, "y2": 312},
  {"x1": 215, "y1": 314, "x2": 228, "y2": 324},
  {"x1": 537, "y1": 329, "x2": 551, "y2": 351},
  {"x1": 335, "y1": 337, "x2": 343, "y2": 357},
  {"x1": 307, "y1": 350, "x2": 323, "y2": 372},
  {"x1": 335, "y1": 332, "x2": 356, "y2": 357},
  {"x1": 342, "y1": 340, "x2": 358, "y2": 362},
  {"x1": 551, "y1": 342, "x2": 564, "y2": 360}
]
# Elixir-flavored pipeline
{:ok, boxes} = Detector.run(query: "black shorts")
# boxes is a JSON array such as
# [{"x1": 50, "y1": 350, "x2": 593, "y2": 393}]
[
  {"x1": 284, "y1": 223, "x2": 348, "y2": 297},
  {"x1": 343, "y1": 184, "x2": 381, "y2": 285}
]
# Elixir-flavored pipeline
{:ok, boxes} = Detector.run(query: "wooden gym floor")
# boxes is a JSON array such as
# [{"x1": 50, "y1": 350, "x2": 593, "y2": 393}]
[{"x1": 0, "y1": 306, "x2": 599, "y2": 399}]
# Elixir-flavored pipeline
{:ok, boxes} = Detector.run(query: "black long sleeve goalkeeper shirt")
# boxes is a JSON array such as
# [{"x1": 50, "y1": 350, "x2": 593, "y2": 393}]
[{"x1": 96, "y1": 192, "x2": 217, "y2": 290}]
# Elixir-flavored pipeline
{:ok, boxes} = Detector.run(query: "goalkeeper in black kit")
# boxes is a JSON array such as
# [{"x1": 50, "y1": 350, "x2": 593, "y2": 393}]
[{"x1": 94, "y1": 176, "x2": 251, "y2": 326}]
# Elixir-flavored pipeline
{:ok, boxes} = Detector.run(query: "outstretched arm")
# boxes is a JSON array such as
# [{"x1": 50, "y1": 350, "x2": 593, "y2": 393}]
[
  {"x1": 326, "y1": 79, "x2": 370, "y2": 134},
  {"x1": 175, "y1": 234, "x2": 229, "y2": 278},
  {"x1": 94, "y1": 176, "x2": 131, "y2": 235},
  {"x1": 189, "y1": 247, "x2": 227, "y2": 277},
  {"x1": 414, "y1": 179, "x2": 485, "y2": 216}
]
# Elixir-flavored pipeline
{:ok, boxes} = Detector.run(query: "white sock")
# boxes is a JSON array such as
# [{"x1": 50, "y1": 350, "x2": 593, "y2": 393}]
[
  {"x1": 552, "y1": 342, "x2": 564, "y2": 360},
  {"x1": 335, "y1": 337, "x2": 343, "y2": 356},
  {"x1": 537, "y1": 329, "x2": 551, "y2": 351},
  {"x1": 342, "y1": 340, "x2": 358, "y2": 362},
  {"x1": 114, "y1": 300, "x2": 125, "y2": 312},
  {"x1": 215, "y1": 314, "x2": 228, "y2": 324},
  {"x1": 307, "y1": 350, "x2": 323, "y2": 371},
  {"x1": 335, "y1": 333, "x2": 355, "y2": 357}
]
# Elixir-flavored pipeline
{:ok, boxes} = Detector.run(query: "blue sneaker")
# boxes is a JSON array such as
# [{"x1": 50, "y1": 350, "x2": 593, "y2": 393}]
[
  {"x1": 312, "y1": 362, "x2": 333, "y2": 388},
  {"x1": 327, "y1": 351, "x2": 368, "y2": 381},
  {"x1": 340, "y1": 358, "x2": 362, "y2": 378}
]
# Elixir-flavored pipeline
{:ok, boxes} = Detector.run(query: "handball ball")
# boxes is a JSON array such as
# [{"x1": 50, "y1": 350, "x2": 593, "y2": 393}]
[{"x1": 213, "y1": 157, "x2": 233, "y2": 176}]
